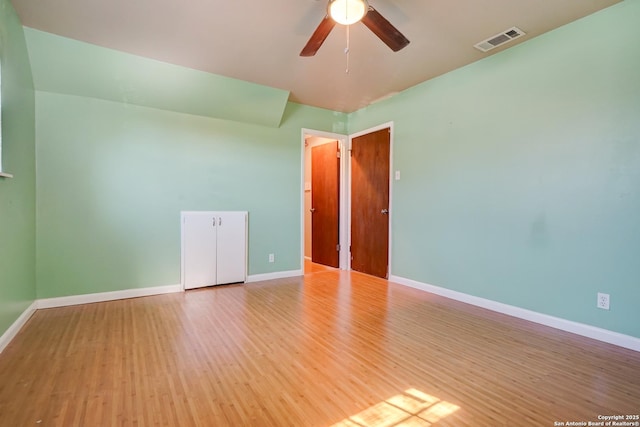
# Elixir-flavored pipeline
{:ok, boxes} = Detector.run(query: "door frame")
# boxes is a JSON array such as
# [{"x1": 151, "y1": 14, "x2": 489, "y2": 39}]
[
  {"x1": 301, "y1": 122, "x2": 394, "y2": 276},
  {"x1": 301, "y1": 129, "x2": 349, "y2": 270},
  {"x1": 347, "y1": 122, "x2": 395, "y2": 276}
]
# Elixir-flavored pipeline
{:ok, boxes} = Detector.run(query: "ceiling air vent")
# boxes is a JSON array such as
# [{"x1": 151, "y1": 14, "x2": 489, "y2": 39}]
[{"x1": 474, "y1": 27, "x2": 526, "y2": 52}]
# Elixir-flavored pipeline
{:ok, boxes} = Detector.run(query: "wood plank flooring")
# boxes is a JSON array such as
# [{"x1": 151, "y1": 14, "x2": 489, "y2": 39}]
[{"x1": 1, "y1": 268, "x2": 639, "y2": 426}]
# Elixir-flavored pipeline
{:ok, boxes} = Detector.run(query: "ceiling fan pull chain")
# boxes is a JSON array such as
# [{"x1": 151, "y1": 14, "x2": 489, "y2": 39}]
[{"x1": 345, "y1": 24, "x2": 350, "y2": 74}]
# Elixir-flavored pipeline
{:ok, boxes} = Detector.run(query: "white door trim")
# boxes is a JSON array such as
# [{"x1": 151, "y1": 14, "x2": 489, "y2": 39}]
[{"x1": 301, "y1": 129, "x2": 349, "y2": 270}]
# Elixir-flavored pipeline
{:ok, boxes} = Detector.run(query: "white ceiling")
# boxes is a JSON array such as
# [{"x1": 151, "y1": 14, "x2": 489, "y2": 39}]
[{"x1": 11, "y1": 0, "x2": 620, "y2": 113}]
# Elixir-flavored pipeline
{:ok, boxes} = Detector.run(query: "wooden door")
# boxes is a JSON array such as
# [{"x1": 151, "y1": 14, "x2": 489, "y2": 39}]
[
  {"x1": 311, "y1": 141, "x2": 340, "y2": 268},
  {"x1": 350, "y1": 128, "x2": 390, "y2": 278},
  {"x1": 183, "y1": 212, "x2": 217, "y2": 290}
]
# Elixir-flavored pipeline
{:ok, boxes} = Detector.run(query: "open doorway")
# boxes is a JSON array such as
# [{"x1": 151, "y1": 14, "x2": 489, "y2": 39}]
[{"x1": 302, "y1": 130, "x2": 348, "y2": 273}]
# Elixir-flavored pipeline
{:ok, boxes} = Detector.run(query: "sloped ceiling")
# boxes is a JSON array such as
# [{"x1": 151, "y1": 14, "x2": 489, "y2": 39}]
[
  {"x1": 24, "y1": 28, "x2": 290, "y2": 128},
  {"x1": 12, "y1": 0, "x2": 621, "y2": 115}
]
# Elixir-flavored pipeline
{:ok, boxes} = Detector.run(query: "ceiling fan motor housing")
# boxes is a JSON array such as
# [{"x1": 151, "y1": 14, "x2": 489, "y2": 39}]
[{"x1": 328, "y1": 0, "x2": 369, "y2": 25}]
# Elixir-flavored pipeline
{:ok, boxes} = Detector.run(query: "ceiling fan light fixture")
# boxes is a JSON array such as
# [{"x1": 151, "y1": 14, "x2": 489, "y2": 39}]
[{"x1": 328, "y1": 0, "x2": 369, "y2": 25}]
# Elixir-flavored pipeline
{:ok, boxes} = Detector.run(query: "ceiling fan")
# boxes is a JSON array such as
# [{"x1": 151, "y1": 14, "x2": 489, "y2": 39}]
[{"x1": 300, "y1": 0, "x2": 410, "y2": 57}]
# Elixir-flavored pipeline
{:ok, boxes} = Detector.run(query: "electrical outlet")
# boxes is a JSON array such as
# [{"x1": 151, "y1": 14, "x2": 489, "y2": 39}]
[
  {"x1": 268, "y1": 253, "x2": 275, "y2": 263},
  {"x1": 597, "y1": 292, "x2": 610, "y2": 310}
]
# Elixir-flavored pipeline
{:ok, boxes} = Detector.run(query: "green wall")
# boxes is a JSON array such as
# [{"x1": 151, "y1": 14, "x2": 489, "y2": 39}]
[
  {"x1": 24, "y1": 27, "x2": 346, "y2": 299},
  {"x1": 35, "y1": 92, "x2": 345, "y2": 298},
  {"x1": 0, "y1": 0, "x2": 36, "y2": 335},
  {"x1": 349, "y1": 0, "x2": 640, "y2": 338},
  {"x1": 24, "y1": 28, "x2": 290, "y2": 128}
]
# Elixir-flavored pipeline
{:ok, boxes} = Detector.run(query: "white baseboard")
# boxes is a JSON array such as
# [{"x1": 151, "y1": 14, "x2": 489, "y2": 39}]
[
  {"x1": 0, "y1": 301, "x2": 38, "y2": 353},
  {"x1": 37, "y1": 284, "x2": 182, "y2": 309},
  {"x1": 247, "y1": 269, "x2": 303, "y2": 283},
  {"x1": 389, "y1": 275, "x2": 640, "y2": 352}
]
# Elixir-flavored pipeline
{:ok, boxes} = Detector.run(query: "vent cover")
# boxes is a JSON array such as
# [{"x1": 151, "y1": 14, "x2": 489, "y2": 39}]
[{"x1": 474, "y1": 27, "x2": 526, "y2": 52}]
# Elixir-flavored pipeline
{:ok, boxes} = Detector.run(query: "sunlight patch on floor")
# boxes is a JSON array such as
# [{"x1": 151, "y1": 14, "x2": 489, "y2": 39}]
[{"x1": 331, "y1": 388, "x2": 460, "y2": 427}]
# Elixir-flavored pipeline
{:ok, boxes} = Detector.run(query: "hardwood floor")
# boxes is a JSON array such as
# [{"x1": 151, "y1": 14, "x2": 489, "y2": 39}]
[
  {"x1": 1, "y1": 269, "x2": 639, "y2": 426},
  {"x1": 304, "y1": 258, "x2": 336, "y2": 274}
]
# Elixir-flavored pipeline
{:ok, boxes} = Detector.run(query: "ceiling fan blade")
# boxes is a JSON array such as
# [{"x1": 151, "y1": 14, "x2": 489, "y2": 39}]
[
  {"x1": 300, "y1": 16, "x2": 336, "y2": 57},
  {"x1": 361, "y1": 6, "x2": 410, "y2": 52}
]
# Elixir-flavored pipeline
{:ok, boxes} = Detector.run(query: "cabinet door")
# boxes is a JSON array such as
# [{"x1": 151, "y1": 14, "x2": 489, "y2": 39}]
[
  {"x1": 216, "y1": 212, "x2": 247, "y2": 285},
  {"x1": 183, "y1": 212, "x2": 218, "y2": 290}
]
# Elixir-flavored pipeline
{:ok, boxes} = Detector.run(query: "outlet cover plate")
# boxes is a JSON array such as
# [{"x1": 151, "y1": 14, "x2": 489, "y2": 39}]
[{"x1": 597, "y1": 292, "x2": 610, "y2": 310}]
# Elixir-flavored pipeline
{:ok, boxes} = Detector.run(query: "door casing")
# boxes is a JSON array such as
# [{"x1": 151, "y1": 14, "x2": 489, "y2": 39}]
[{"x1": 302, "y1": 129, "x2": 348, "y2": 270}]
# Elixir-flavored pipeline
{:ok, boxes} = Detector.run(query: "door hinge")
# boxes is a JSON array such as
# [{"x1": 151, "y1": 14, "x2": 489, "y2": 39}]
[
  {"x1": 337, "y1": 150, "x2": 341, "y2": 158},
  {"x1": 336, "y1": 244, "x2": 340, "y2": 252}
]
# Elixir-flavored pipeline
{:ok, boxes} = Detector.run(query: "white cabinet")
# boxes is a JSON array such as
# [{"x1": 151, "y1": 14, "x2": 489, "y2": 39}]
[{"x1": 181, "y1": 211, "x2": 247, "y2": 290}]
